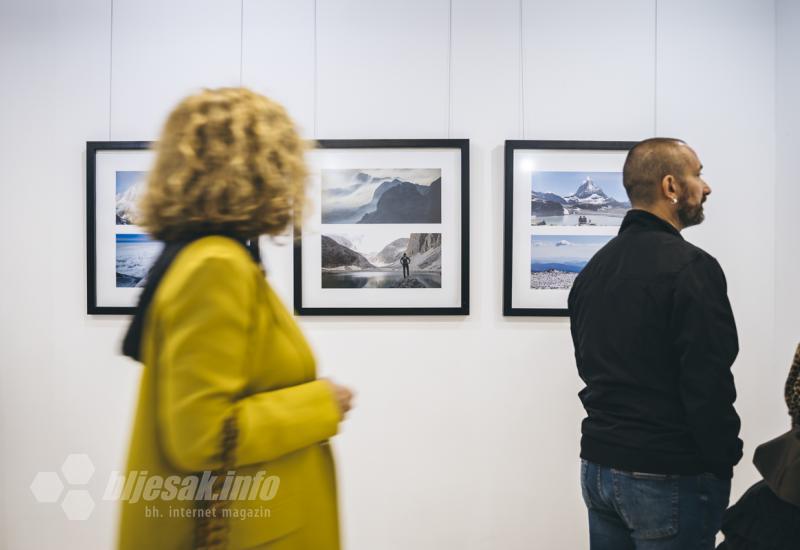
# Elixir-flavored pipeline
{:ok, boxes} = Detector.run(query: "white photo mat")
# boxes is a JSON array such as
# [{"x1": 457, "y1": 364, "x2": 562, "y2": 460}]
[
  {"x1": 509, "y1": 147, "x2": 629, "y2": 312},
  {"x1": 93, "y1": 147, "x2": 156, "y2": 311}
]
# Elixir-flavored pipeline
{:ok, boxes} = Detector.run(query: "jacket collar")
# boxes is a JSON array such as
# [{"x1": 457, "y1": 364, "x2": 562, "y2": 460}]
[
  {"x1": 619, "y1": 209, "x2": 682, "y2": 238},
  {"x1": 121, "y1": 233, "x2": 259, "y2": 363}
]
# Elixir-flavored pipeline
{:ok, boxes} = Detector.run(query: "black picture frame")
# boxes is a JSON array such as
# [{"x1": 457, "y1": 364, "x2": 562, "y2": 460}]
[
  {"x1": 87, "y1": 140, "x2": 152, "y2": 315},
  {"x1": 86, "y1": 140, "x2": 262, "y2": 315},
  {"x1": 503, "y1": 140, "x2": 637, "y2": 317},
  {"x1": 294, "y1": 139, "x2": 470, "y2": 316}
]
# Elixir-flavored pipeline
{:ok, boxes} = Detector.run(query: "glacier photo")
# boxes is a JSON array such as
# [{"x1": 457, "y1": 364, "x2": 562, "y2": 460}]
[
  {"x1": 321, "y1": 230, "x2": 442, "y2": 288},
  {"x1": 116, "y1": 234, "x2": 162, "y2": 287}
]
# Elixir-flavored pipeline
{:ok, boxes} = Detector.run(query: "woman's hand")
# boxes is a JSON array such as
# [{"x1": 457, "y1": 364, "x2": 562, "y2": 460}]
[{"x1": 321, "y1": 379, "x2": 355, "y2": 418}]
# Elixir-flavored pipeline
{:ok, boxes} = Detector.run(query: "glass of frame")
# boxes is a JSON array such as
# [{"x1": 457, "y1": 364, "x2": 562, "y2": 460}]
[
  {"x1": 294, "y1": 139, "x2": 470, "y2": 316},
  {"x1": 87, "y1": 141, "x2": 158, "y2": 315},
  {"x1": 503, "y1": 140, "x2": 636, "y2": 316}
]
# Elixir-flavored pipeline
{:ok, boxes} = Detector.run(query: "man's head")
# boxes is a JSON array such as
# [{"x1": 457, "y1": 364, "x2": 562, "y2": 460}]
[{"x1": 622, "y1": 138, "x2": 711, "y2": 229}]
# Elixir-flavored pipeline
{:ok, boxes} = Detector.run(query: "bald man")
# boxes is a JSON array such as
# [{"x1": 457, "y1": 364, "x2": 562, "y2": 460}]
[{"x1": 569, "y1": 138, "x2": 742, "y2": 549}]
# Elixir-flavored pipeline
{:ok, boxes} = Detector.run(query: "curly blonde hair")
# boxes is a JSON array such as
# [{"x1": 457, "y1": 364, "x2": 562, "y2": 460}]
[{"x1": 137, "y1": 87, "x2": 307, "y2": 241}]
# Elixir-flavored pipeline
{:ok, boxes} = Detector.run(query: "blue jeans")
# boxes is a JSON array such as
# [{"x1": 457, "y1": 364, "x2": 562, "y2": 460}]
[{"x1": 580, "y1": 459, "x2": 731, "y2": 550}]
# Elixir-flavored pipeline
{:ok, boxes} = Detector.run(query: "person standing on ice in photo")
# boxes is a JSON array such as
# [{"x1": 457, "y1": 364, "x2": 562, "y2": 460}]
[{"x1": 400, "y1": 252, "x2": 411, "y2": 278}]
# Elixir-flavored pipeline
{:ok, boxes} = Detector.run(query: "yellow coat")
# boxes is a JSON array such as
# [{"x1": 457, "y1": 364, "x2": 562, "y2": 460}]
[{"x1": 118, "y1": 236, "x2": 341, "y2": 550}]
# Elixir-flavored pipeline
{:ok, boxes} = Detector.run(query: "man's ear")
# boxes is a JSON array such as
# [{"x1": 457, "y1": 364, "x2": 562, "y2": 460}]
[{"x1": 661, "y1": 175, "x2": 678, "y2": 202}]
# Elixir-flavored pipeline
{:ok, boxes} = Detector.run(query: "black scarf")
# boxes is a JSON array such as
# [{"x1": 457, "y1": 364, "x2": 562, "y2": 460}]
[{"x1": 122, "y1": 234, "x2": 260, "y2": 362}]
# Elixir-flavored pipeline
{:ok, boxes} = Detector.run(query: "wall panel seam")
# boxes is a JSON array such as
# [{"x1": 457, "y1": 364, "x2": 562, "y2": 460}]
[
  {"x1": 313, "y1": 0, "x2": 318, "y2": 139},
  {"x1": 518, "y1": 0, "x2": 526, "y2": 139},
  {"x1": 108, "y1": 0, "x2": 115, "y2": 139},
  {"x1": 654, "y1": 0, "x2": 658, "y2": 135},
  {"x1": 447, "y1": 0, "x2": 453, "y2": 138},
  {"x1": 239, "y1": 0, "x2": 244, "y2": 86}
]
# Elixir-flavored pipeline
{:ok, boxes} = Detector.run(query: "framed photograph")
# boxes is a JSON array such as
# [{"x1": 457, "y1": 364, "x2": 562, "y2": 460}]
[
  {"x1": 294, "y1": 139, "x2": 469, "y2": 315},
  {"x1": 87, "y1": 141, "x2": 158, "y2": 315},
  {"x1": 503, "y1": 140, "x2": 636, "y2": 316}
]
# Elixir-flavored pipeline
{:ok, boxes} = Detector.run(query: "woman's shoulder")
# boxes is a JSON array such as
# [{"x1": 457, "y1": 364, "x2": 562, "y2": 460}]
[{"x1": 157, "y1": 236, "x2": 261, "y2": 302}]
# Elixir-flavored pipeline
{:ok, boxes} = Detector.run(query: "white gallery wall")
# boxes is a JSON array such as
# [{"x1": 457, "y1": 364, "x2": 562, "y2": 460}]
[
  {"x1": 777, "y1": 1, "x2": 800, "y2": 400},
  {"x1": 0, "y1": 1, "x2": 794, "y2": 548}
]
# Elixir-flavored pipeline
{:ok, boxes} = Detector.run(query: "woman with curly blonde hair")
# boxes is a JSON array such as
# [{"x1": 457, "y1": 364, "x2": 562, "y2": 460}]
[{"x1": 118, "y1": 88, "x2": 354, "y2": 550}]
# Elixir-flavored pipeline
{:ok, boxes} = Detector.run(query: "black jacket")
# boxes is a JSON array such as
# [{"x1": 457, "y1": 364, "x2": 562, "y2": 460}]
[{"x1": 568, "y1": 209, "x2": 743, "y2": 479}]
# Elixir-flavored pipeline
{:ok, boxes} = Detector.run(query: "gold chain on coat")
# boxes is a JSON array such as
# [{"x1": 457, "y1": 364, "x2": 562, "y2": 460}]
[{"x1": 194, "y1": 415, "x2": 238, "y2": 550}]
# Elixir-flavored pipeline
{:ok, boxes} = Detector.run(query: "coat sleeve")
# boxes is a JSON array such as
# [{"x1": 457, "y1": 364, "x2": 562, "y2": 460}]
[
  {"x1": 670, "y1": 253, "x2": 743, "y2": 478},
  {"x1": 155, "y1": 252, "x2": 341, "y2": 473}
]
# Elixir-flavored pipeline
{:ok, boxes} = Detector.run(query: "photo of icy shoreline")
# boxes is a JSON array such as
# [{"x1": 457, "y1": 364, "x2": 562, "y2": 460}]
[
  {"x1": 530, "y1": 234, "x2": 612, "y2": 289},
  {"x1": 531, "y1": 171, "x2": 629, "y2": 227},
  {"x1": 322, "y1": 230, "x2": 442, "y2": 289},
  {"x1": 321, "y1": 168, "x2": 441, "y2": 224},
  {"x1": 116, "y1": 234, "x2": 162, "y2": 287}
]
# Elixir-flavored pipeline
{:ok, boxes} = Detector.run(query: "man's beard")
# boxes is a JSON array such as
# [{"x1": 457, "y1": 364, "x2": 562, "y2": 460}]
[{"x1": 676, "y1": 192, "x2": 705, "y2": 228}]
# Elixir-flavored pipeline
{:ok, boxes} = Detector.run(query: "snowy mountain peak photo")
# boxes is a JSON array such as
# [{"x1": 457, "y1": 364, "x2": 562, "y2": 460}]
[
  {"x1": 530, "y1": 170, "x2": 630, "y2": 227},
  {"x1": 115, "y1": 171, "x2": 147, "y2": 225},
  {"x1": 572, "y1": 177, "x2": 606, "y2": 199}
]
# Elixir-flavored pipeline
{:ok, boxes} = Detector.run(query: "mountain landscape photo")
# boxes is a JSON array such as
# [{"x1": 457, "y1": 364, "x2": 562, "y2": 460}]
[
  {"x1": 321, "y1": 230, "x2": 442, "y2": 288},
  {"x1": 530, "y1": 171, "x2": 630, "y2": 226},
  {"x1": 115, "y1": 171, "x2": 147, "y2": 225},
  {"x1": 321, "y1": 169, "x2": 441, "y2": 224},
  {"x1": 530, "y1": 234, "x2": 612, "y2": 289}
]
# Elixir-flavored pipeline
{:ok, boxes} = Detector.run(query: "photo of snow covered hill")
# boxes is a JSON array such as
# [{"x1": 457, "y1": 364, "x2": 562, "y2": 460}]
[
  {"x1": 530, "y1": 171, "x2": 630, "y2": 226},
  {"x1": 530, "y1": 234, "x2": 612, "y2": 289},
  {"x1": 321, "y1": 169, "x2": 441, "y2": 224},
  {"x1": 115, "y1": 171, "x2": 147, "y2": 225},
  {"x1": 322, "y1": 229, "x2": 442, "y2": 288}
]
